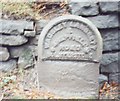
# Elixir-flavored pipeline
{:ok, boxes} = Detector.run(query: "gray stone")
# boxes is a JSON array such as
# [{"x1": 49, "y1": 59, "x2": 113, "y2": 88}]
[
  {"x1": 100, "y1": 52, "x2": 119, "y2": 73},
  {"x1": 37, "y1": 15, "x2": 103, "y2": 98},
  {"x1": 0, "y1": 35, "x2": 28, "y2": 46},
  {"x1": 87, "y1": 14, "x2": 119, "y2": 29},
  {"x1": 0, "y1": 47, "x2": 9, "y2": 61},
  {"x1": 36, "y1": 20, "x2": 49, "y2": 35},
  {"x1": 99, "y1": 74, "x2": 108, "y2": 89},
  {"x1": 0, "y1": 59, "x2": 17, "y2": 71},
  {"x1": 17, "y1": 46, "x2": 35, "y2": 69},
  {"x1": 29, "y1": 35, "x2": 39, "y2": 45},
  {"x1": 10, "y1": 45, "x2": 37, "y2": 58},
  {"x1": 70, "y1": 2, "x2": 99, "y2": 16},
  {"x1": 100, "y1": 29, "x2": 119, "y2": 51},
  {"x1": 99, "y1": 74, "x2": 108, "y2": 84},
  {"x1": 0, "y1": 19, "x2": 34, "y2": 34},
  {"x1": 99, "y1": 2, "x2": 119, "y2": 13},
  {"x1": 24, "y1": 30, "x2": 36, "y2": 37},
  {"x1": 109, "y1": 73, "x2": 120, "y2": 83}
]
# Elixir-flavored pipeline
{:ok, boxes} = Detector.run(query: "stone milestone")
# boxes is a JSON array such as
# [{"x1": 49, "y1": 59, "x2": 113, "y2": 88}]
[{"x1": 37, "y1": 15, "x2": 103, "y2": 98}]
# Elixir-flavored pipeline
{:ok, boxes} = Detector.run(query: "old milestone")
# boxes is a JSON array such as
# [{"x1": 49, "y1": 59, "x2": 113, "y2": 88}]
[{"x1": 37, "y1": 15, "x2": 103, "y2": 98}]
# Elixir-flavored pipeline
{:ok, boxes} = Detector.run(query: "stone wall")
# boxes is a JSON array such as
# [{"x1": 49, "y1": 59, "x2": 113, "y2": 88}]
[
  {"x1": 0, "y1": 1, "x2": 120, "y2": 83},
  {"x1": 69, "y1": 1, "x2": 120, "y2": 83}
]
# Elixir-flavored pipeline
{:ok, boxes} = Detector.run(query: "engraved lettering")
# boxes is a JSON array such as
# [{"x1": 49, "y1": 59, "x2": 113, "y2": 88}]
[{"x1": 43, "y1": 19, "x2": 99, "y2": 61}]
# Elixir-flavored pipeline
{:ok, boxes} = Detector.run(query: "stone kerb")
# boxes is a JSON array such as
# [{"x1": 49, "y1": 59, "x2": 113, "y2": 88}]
[{"x1": 37, "y1": 15, "x2": 103, "y2": 98}]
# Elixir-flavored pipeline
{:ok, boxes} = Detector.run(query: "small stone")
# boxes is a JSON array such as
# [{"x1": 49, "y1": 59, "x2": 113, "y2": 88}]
[
  {"x1": 100, "y1": 52, "x2": 119, "y2": 73},
  {"x1": 99, "y1": 2, "x2": 119, "y2": 13},
  {"x1": 87, "y1": 14, "x2": 119, "y2": 29},
  {"x1": 24, "y1": 30, "x2": 36, "y2": 37},
  {"x1": 69, "y1": 2, "x2": 99, "y2": 16},
  {"x1": 0, "y1": 47, "x2": 9, "y2": 61},
  {"x1": 0, "y1": 59, "x2": 17, "y2": 71},
  {"x1": 0, "y1": 19, "x2": 34, "y2": 35},
  {"x1": 0, "y1": 35, "x2": 28, "y2": 46},
  {"x1": 99, "y1": 74, "x2": 108, "y2": 89},
  {"x1": 99, "y1": 74, "x2": 108, "y2": 84},
  {"x1": 109, "y1": 73, "x2": 120, "y2": 83},
  {"x1": 18, "y1": 47, "x2": 35, "y2": 69}
]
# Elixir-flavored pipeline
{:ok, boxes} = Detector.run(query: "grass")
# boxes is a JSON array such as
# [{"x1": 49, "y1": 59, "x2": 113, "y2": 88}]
[{"x1": 0, "y1": 1, "x2": 69, "y2": 20}]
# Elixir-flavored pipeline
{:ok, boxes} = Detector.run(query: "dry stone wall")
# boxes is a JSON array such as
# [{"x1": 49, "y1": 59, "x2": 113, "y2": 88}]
[
  {"x1": 0, "y1": 19, "x2": 36, "y2": 70},
  {"x1": 69, "y1": 1, "x2": 120, "y2": 84},
  {"x1": 0, "y1": 1, "x2": 120, "y2": 84}
]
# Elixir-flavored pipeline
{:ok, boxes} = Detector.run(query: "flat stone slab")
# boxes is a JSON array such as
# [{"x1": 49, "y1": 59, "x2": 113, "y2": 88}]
[
  {"x1": 0, "y1": 35, "x2": 28, "y2": 46},
  {"x1": 70, "y1": 2, "x2": 99, "y2": 16},
  {"x1": 100, "y1": 29, "x2": 119, "y2": 51},
  {"x1": 100, "y1": 52, "x2": 119, "y2": 73},
  {"x1": 0, "y1": 19, "x2": 34, "y2": 34},
  {"x1": 99, "y1": 2, "x2": 119, "y2": 13},
  {"x1": 37, "y1": 15, "x2": 103, "y2": 98},
  {"x1": 87, "y1": 15, "x2": 119, "y2": 29}
]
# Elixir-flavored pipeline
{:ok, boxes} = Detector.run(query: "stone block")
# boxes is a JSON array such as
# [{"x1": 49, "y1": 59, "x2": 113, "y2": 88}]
[
  {"x1": 100, "y1": 52, "x2": 119, "y2": 73},
  {"x1": 109, "y1": 73, "x2": 120, "y2": 83},
  {"x1": 9, "y1": 45, "x2": 37, "y2": 69},
  {"x1": 87, "y1": 14, "x2": 119, "y2": 29},
  {"x1": 69, "y1": 2, "x2": 99, "y2": 16},
  {"x1": 0, "y1": 19, "x2": 34, "y2": 34},
  {"x1": 99, "y1": 2, "x2": 119, "y2": 13},
  {"x1": 0, "y1": 35, "x2": 28, "y2": 46},
  {"x1": 18, "y1": 47, "x2": 34, "y2": 69},
  {"x1": 0, "y1": 47, "x2": 9, "y2": 61},
  {"x1": 0, "y1": 59, "x2": 17, "y2": 71},
  {"x1": 99, "y1": 29, "x2": 119, "y2": 51}
]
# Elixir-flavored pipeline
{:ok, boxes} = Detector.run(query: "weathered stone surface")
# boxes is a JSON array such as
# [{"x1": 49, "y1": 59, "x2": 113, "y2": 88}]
[
  {"x1": 0, "y1": 35, "x2": 28, "y2": 46},
  {"x1": 99, "y1": 74, "x2": 108, "y2": 84},
  {"x1": 99, "y1": 2, "x2": 119, "y2": 13},
  {"x1": 0, "y1": 47, "x2": 9, "y2": 61},
  {"x1": 87, "y1": 15, "x2": 119, "y2": 29},
  {"x1": 24, "y1": 30, "x2": 36, "y2": 37},
  {"x1": 109, "y1": 73, "x2": 120, "y2": 83},
  {"x1": 100, "y1": 29, "x2": 119, "y2": 51},
  {"x1": 0, "y1": 19, "x2": 34, "y2": 34},
  {"x1": 10, "y1": 45, "x2": 37, "y2": 58},
  {"x1": 10, "y1": 45, "x2": 36, "y2": 69},
  {"x1": 100, "y1": 52, "x2": 119, "y2": 73},
  {"x1": 36, "y1": 20, "x2": 49, "y2": 35},
  {"x1": 99, "y1": 74, "x2": 108, "y2": 89},
  {"x1": 18, "y1": 47, "x2": 34, "y2": 69},
  {"x1": 29, "y1": 35, "x2": 39, "y2": 45},
  {"x1": 0, "y1": 59, "x2": 17, "y2": 71},
  {"x1": 70, "y1": 2, "x2": 99, "y2": 16},
  {"x1": 37, "y1": 15, "x2": 103, "y2": 98}
]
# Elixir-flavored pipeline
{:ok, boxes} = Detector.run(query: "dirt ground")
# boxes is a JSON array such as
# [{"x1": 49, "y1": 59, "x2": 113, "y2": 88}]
[{"x1": 0, "y1": 67, "x2": 119, "y2": 99}]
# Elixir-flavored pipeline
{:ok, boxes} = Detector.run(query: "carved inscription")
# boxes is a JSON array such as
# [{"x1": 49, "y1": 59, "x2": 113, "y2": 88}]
[{"x1": 43, "y1": 20, "x2": 97, "y2": 61}]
